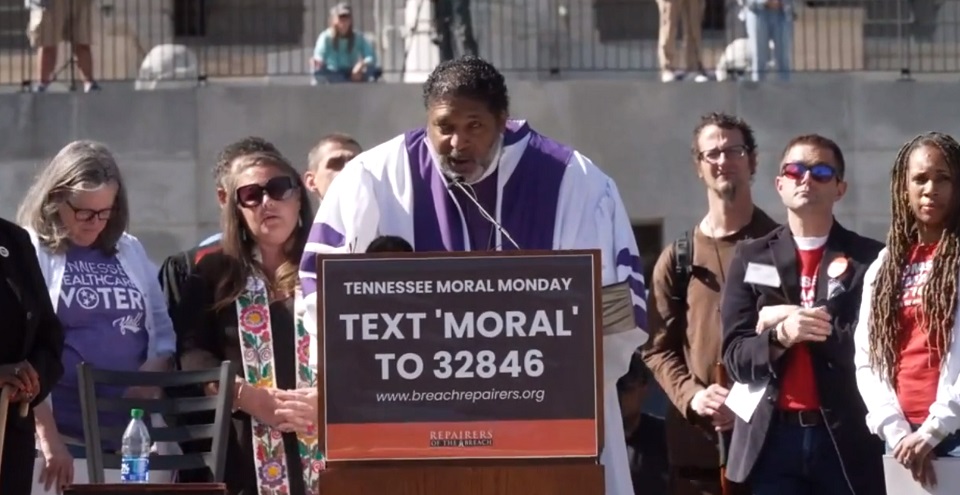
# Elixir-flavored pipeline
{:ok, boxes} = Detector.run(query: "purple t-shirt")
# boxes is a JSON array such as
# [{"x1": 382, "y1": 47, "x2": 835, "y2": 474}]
[{"x1": 52, "y1": 245, "x2": 149, "y2": 443}]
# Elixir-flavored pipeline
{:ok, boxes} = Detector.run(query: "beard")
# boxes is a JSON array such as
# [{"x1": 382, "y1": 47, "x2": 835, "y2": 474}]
[
  {"x1": 436, "y1": 135, "x2": 504, "y2": 184},
  {"x1": 713, "y1": 182, "x2": 738, "y2": 202}
]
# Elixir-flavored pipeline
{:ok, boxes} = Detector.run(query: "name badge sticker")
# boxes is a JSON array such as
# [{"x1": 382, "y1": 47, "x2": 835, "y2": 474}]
[{"x1": 744, "y1": 262, "x2": 781, "y2": 288}]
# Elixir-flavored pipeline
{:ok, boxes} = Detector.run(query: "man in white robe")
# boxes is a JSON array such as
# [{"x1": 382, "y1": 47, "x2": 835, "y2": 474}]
[{"x1": 296, "y1": 56, "x2": 649, "y2": 495}]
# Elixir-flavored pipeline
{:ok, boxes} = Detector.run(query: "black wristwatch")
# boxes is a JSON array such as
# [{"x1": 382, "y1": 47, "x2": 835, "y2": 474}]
[{"x1": 768, "y1": 323, "x2": 786, "y2": 349}]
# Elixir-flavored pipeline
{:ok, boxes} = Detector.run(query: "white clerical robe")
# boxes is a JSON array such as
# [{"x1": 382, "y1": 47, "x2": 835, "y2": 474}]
[{"x1": 296, "y1": 119, "x2": 649, "y2": 495}]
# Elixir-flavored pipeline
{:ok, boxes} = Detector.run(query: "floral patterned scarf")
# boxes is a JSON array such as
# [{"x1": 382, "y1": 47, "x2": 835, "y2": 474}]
[{"x1": 235, "y1": 276, "x2": 323, "y2": 495}]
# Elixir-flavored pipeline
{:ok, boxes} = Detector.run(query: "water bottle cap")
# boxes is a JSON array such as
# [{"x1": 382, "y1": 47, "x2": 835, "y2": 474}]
[{"x1": 130, "y1": 408, "x2": 144, "y2": 419}]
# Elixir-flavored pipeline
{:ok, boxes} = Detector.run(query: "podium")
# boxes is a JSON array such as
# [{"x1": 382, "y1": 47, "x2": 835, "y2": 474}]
[{"x1": 312, "y1": 250, "x2": 615, "y2": 494}]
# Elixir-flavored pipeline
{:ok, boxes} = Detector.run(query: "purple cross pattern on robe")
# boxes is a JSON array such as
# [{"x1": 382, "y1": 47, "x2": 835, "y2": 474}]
[{"x1": 615, "y1": 247, "x2": 648, "y2": 329}]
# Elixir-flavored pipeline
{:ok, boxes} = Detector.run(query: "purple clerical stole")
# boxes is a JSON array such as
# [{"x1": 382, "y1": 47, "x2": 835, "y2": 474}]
[{"x1": 404, "y1": 120, "x2": 574, "y2": 252}]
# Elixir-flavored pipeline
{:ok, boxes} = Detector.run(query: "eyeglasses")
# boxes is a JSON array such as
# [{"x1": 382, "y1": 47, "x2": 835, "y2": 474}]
[
  {"x1": 698, "y1": 145, "x2": 749, "y2": 164},
  {"x1": 65, "y1": 201, "x2": 114, "y2": 222},
  {"x1": 236, "y1": 176, "x2": 298, "y2": 207},
  {"x1": 780, "y1": 162, "x2": 838, "y2": 183}
]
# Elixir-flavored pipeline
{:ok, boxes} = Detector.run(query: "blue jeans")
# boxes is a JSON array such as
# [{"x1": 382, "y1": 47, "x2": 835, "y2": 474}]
[
  {"x1": 932, "y1": 433, "x2": 960, "y2": 457},
  {"x1": 312, "y1": 66, "x2": 380, "y2": 84},
  {"x1": 750, "y1": 421, "x2": 852, "y2": 495},
  {"x1": 744, "y1": 9, "x2": 793, "y2": 82}
]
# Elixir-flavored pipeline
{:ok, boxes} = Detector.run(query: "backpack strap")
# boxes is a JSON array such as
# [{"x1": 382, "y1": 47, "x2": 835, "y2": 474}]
[{"x1": 671, "y1": 229, "x2": 695, "y2": 308}]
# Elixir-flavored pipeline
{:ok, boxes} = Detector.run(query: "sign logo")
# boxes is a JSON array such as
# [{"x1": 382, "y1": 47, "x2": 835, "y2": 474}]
[{"x1": 429, "y1": 429, "x2": 494, "y2": 448}]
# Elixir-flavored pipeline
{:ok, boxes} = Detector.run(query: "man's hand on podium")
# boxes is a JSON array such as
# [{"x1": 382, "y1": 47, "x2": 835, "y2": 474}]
[{"x1": 275, "y1": 388, "x2": 319, "y2": 434}]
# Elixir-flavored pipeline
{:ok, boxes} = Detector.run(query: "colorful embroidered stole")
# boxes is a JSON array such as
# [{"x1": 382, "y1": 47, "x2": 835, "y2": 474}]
[{"x1": 235, "y1": 277, "x2": 324, "y2": 495}]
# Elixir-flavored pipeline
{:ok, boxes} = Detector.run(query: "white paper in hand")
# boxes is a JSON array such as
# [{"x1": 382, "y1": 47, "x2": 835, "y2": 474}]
[
  {"x1": 883, "y1": 455, "x2": 960, "y2": 494},
  {"x1": 725, "y1": 379, "x2": 769, "y2": 423}
]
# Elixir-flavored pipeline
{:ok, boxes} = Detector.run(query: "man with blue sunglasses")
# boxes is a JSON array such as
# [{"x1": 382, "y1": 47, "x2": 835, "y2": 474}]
[{"x1": 720, "y1": 134, "x2": 886, "y2": 495}]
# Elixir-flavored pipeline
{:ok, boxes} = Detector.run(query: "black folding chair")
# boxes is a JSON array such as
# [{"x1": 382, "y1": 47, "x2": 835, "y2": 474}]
[{"x1": 76, "y1": 361, "x2": 235, "y2": 484}]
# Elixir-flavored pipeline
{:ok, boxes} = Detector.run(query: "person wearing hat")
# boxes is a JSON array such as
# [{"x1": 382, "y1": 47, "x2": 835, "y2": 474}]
[{"x1": 311, "y1": 2, "x2": 381, "y2": 84}]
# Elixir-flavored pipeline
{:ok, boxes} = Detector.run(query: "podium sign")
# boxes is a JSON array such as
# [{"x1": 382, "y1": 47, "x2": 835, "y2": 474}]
[{"x1": 315, "y1": 250, "x2": 602, "y2": 462}]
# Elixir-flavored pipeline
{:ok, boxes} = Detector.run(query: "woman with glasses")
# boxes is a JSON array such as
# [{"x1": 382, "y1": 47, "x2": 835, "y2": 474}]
[
  {"x1": 16, "y1": 140, "x2": 176, "y2": 493},
  {"x1": 177, "y1": 151, "x2": 321, "y2": 495},
  {"x1": 855, "y1": 132, "x2": 960, "y2": 489}
]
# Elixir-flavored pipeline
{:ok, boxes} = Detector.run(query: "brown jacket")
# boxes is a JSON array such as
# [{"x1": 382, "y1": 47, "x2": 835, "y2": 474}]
[{"x1": 641, "y1": 208, "x2": 778, "y2": 470}]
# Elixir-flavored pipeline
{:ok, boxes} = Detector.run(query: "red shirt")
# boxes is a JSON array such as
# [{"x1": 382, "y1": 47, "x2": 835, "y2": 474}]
[
  {"x1": 777, "y1": 244, "x2": 824, "y2": 410},
  {"x1": 895, "y1": 243, "x2": 942, "y2": 425}
]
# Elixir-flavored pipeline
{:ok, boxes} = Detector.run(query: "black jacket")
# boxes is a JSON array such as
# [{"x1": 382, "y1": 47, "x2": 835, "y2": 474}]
[
  {"x1": 156, "y1": 237, "x2": 223, "y2": 483},
  {"x1": 176, "y1": 252, "x2": 306, "y2": 495},
  {"x1": 158, "y1": 236, "x2": 223, "y2": 319},
  {"x1": 720, "y1": 221, "x2": 886, "y2": 495},
  {"x1": 0, "y1": 217, "x2": 65, "y2": 494}
]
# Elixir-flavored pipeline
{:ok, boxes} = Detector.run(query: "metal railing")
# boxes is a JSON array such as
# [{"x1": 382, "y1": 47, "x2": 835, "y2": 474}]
[{"x1": 0, "y1": 0, "x2": 957, "y2": 88}]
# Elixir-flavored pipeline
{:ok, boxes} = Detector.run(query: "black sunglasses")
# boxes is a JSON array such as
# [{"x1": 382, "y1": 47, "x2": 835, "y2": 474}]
[
  {"x1": 780, "y1": 162, "x2": 838, "y2": 183},
  {"x1": 236, "y1": 176, "x2": 297, "y2": 207}
]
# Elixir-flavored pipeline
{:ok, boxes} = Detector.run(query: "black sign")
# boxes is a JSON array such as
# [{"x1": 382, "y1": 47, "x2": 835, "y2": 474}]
[{"x1": 319, "y1": 252, "x2": 600, "y2": 425}]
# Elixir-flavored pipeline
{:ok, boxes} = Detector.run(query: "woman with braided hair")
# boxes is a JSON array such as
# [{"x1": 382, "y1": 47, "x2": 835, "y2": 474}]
[{"x1": 854, "y1": 131, "x2": 960, "y2": 489}]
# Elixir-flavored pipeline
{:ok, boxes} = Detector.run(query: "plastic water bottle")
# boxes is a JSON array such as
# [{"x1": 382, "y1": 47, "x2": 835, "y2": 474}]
[{"x1": 120, "y1": 408, "x2": 151, "y2": 483}]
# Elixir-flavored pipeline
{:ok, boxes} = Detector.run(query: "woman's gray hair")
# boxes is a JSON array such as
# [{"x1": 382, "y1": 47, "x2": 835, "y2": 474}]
[{"x1": 16, "y1": 140, "x2": 130, "y2": 255}]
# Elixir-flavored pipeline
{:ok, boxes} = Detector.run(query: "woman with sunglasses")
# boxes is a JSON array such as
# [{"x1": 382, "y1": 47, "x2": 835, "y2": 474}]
[
  {"x1": 16, "y1": 140, "x2": 177, "y2": 493},
  {"x1": 177, "y1": 151, "x2": 320, "y2": 495},
  {"x1": 855, "y1": 132, "x2": 960, "y2": 489}
]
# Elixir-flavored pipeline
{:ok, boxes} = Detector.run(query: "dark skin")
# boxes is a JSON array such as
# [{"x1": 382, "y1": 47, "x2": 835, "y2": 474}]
[
  {"x1": 907, "y1": 145, "x2": 954, "y2": 244},
  {"x1": 426, "y1": 96, "x2": 508, "y2": 183},
  {"x1": 893, "y1": 144, "x2": 955, "y2": 488}
]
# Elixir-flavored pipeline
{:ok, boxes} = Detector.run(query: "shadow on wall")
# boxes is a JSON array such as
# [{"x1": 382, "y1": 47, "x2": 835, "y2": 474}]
[{"x1": 130, "y1": 230, "x2": 188, "y2": 266}]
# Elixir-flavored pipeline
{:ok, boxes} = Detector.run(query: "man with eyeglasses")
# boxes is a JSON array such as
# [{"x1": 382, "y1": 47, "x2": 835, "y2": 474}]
[
  {"x1": 302, "y1": 133, "x2": 362, "y2": 204},
  {"x1": 642, "y1": 112, "x2": 775, "y2": 495},
  {"x1": 720, "y1": 134, "x2": 886, "y2": 495}
]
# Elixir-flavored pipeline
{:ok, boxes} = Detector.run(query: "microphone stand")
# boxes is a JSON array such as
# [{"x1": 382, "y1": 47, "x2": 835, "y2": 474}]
[{"x1": 448, "y1": 176, "x2": 521, "y2": 250}]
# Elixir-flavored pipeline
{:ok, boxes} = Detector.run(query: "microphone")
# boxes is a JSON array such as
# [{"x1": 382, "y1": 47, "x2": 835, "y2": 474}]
[{"x1": 446, "y1": 175, "x2": 521, "y2": 250}]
